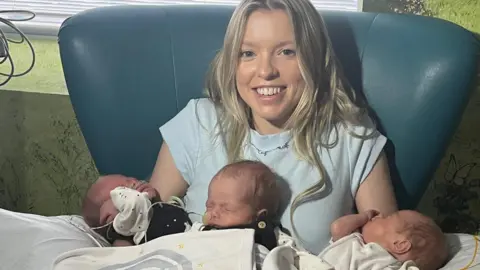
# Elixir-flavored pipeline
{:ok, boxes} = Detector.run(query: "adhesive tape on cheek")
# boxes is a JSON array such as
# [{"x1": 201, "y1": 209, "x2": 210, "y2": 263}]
[{"x1": 202, "y1": 212, "x2": 208, "y2": 224}]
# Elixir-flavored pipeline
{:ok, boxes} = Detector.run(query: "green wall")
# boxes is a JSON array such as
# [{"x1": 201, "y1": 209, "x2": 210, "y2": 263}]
[{"x1": 0, "y1": 91, "x2": 97, "y2": 215}]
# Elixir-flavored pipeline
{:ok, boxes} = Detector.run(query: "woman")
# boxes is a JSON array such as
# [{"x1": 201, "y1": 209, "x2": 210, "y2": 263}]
[{"x1": 149, "y1": 0, "x2": 396, "y2": 254}]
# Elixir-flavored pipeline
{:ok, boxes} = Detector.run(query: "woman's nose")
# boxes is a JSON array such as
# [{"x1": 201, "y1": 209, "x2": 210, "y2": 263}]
[{"x1": 257, "y1": 56, "x2": 279, "y2": 80}]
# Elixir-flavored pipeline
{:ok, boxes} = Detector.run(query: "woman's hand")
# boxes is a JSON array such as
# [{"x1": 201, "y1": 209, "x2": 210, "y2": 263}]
[{"x1": 149, "y1": 142, "x2": 189, "y2": 202}]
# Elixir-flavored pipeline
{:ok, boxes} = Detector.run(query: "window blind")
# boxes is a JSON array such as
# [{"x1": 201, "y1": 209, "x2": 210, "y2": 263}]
[{"x1": 0, "y1": 0, "x2": 361, "y2": 37}]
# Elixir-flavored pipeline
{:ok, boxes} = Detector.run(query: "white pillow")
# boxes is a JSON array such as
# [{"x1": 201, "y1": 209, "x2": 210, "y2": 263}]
[{"x1": 441, "y1": 233, "x2": 480, "y2": 269}]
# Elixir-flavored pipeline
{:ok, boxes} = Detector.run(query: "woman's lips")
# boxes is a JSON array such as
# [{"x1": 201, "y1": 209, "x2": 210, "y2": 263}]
[
  {"x1": 252, "y1": 86, "x2": 287, "y2": 104},
  {"x1": 253, "y1": 86, "x2": 287, "y2": 96}
]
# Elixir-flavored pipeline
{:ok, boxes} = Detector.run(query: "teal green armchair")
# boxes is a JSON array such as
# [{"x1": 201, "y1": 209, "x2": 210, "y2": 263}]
[{"x1": 58, "y1": 5, "x2": 479, "y2": 210}]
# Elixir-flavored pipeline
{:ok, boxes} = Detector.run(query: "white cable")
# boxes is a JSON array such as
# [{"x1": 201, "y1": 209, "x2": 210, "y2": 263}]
[{"x1": 0, "y1": 10, "x2": 36, "y2": 87}]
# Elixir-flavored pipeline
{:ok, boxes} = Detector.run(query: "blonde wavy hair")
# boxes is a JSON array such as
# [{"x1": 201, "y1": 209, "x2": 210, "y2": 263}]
[{"x1": 204, "y1": 0, "x2": 374, "y2": 238}]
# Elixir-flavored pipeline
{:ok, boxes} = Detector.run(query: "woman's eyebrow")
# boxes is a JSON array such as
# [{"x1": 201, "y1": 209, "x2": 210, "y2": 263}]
[{"x1": 241, "y1": 40, "x2": 294, "y2": 48}]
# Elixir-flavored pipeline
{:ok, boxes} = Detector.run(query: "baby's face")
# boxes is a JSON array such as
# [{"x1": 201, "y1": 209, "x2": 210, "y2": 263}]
[
  {"x1": 362, "y1": 210, "x2": 423, "y2": 245},
  {"x1": 205, "y1": 176, "x2": 257, "y2": 228},
  {"x1": 94, "y1": 175, "x2": 139, "y2": 205},
  {"x1": 83, "y1": 175, "x2": 139, "y2": 227}
]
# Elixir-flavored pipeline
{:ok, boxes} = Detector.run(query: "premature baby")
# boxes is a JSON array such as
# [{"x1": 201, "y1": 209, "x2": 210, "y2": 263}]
[
  {"x1": 201, "y1": 160, "x2": 281, "y2": 250},
  {"x1": 322, "y1": 209, "x2": 449, "y2": 270},
  {"x1": 81, "y1": 174, "x2": 192, "y2": 246},
  {"x1": 82, "y1": 160, "x2": 281, "y2": 249}
]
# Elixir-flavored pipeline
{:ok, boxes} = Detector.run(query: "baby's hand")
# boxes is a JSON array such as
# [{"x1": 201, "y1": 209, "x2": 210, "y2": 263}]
[{"x1": 134, "y1": 181, "x2": 159, "y2": 201}]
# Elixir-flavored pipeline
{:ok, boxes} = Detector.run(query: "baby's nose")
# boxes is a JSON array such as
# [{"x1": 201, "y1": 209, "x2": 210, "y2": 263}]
[{"x1": 205, "y1": 210, "x2": 218, "y2": 222}]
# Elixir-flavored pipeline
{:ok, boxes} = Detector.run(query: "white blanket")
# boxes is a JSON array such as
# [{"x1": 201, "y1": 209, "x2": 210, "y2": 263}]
[
  {"x1": 53, "y1": 229, "x2": 256, "y2": 270},
  {"x1": 1, "y1": 208, "x2": 478, "y2": 270},
  {"x1": 51, "y1": 227, "x2": 336, "y2": 270},
  {"x1": 263, "y1": 245, "x2": 334, "y2": 270}
]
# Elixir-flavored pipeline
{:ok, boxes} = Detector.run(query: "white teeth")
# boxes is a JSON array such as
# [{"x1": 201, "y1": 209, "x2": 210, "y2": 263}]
[{"x1": 256, "y1": 87, "x2": 282, "y2": 96}]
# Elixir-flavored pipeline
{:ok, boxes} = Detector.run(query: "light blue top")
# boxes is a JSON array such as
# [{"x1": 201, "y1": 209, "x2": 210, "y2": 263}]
[{"x1": 159, "y1": 98, "x2": 386, "y2": 254}]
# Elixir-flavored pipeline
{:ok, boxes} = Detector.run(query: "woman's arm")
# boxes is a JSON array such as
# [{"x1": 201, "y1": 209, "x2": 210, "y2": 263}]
[
  {"x1": 355, "y1": 151, "x2": 398, "y2": 215},
  {"x1": 149, "y1": 142, "x2": 189, "y2": 202}
]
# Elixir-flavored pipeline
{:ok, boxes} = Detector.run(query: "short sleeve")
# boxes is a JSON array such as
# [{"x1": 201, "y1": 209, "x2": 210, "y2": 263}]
[
  {"x1": 159, "y1": 99, "x2": 201, "y2": 185},
  {"x1": 346, "y1": 117, "x2": 387, "y2": 197}
]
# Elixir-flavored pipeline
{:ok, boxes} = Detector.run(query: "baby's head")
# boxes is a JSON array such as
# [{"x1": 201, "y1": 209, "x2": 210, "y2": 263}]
[
  {"x1": 82, "y1": 175, "x2": 138, "y2": 227},
  {"x1": 204, "y1": 160, "x2": 279, "y2": 228},
  {"x1": 362, "y1": 210, "x2": 448, "y2": 270}
]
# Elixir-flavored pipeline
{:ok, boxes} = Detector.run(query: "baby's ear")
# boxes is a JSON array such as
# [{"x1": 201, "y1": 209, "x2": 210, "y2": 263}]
[
  {"x1": 256, "y1": 209, "x2": 268, "y2": 218},
  {"x1": 391, "y1": 238, "x2": 412, "y2": 254}
]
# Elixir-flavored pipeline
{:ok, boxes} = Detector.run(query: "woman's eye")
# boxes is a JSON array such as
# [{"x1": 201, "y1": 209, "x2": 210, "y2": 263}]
[
  {"x1": 280, "y1": 49, "x2": 296, "y2": 56},
  {"x1": 240, "y1": 50, "x2": 255, "y2": 58}
]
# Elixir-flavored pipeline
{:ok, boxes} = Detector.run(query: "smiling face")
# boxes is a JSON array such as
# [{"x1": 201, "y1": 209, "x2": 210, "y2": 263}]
[{"x1": 235, "y1": 9, "x2": 304, "y2": 133}]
